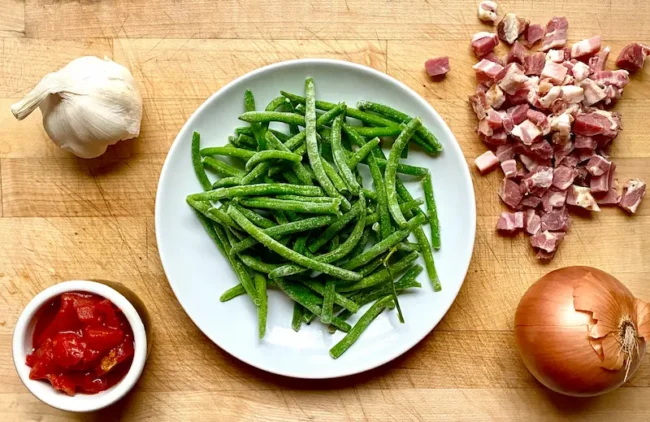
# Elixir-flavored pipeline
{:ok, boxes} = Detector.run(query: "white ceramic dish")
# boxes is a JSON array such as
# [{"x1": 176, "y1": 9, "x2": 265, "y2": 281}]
[
  {"x1": 156, "y1": 59, "x2": 475, "y2": 379},
  {"x1": 12, "y1": 280, "x2": 147, "y2": 412}
]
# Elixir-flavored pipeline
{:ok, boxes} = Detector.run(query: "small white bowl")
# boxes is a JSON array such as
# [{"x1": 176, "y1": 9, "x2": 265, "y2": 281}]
[{"x1": 12, "y1": 280, "x2": 147, "y2": 413}]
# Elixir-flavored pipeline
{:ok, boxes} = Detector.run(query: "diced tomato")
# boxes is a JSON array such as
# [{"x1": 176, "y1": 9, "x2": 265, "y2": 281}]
[
  {"x1": 73, "y1": 372, "x2": 109, "y2": 394},
  {"x1": 34, "y1": 297, "x2": 81, "y2": 348},
  {"x1": 98, "y1": 334, "x2": 134, "y2": 375},
  {"x1": 52, "y1": 332, "x2": 86, "y2": 369},
  {"x1": 47, "y1": 374, "x2": 76, "y2": 396},
  {"x1": 28, "y1": 339, "x2": 56, "y2": 380},
  {"x1": 95, "y1": 299, "x2": 121, "y2": 329},
  {"x1": 84, "y1": 327, "x2": 124, "y2": 353}
]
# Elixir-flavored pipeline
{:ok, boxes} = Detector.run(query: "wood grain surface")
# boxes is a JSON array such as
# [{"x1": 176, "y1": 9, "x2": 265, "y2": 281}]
[{"x1": 1, "y1": 1, "x2": 649, "y2": 420}]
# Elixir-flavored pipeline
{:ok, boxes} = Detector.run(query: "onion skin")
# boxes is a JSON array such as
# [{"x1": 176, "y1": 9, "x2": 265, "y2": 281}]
[{"x1": 515, "y1": 266, "x2": 646, "y2": 397}]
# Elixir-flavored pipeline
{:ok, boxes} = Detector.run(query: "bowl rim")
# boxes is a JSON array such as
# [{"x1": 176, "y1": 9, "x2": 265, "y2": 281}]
[
  {"x1": 12, "y1": 280, "x2": 148, "y2": 412},
  {"x1": 155, "y1": 58, "x2": 477, "y2": 378}
]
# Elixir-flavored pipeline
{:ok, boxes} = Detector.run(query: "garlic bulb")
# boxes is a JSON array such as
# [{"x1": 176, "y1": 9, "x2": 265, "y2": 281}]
[{"x1": 11, "y1": 56, "x2": 142, "y2": 159}]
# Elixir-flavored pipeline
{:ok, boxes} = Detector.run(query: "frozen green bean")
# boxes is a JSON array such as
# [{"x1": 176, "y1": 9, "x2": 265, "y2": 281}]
[
  {"x1": 212, "y1": 177, "x2": 242, "y2": 188},
  {"x1": 188, "y1": 184, "x2": 323, "y2": 202},
  {"x1": 245, "y1": 150, "x2": 302, "y2": 171},
  {"x1": 239, "y1": 111, "x2": 306, "y2": 126},
  {"x1": 338, "y1": 251, "x2": 418, "y2": 292},
  {"x1": 220, "y1": 284, "x2": 246, "y2": 302},
  {"x1": 422, "y1": 173, "x2": 441, "y2": 250},
  {"x1": 347, "y1": 137, "x2": 380, "y2": 169},
  {"x1": 203, "y1": 157, "x2": 245, "y2": 178},
  {"x1": 239, "y1": 255, "x2": 283, "y2": 274},
  {"x1": 414, "y1": 226, "x2": 441, "y2": 291},
  {"x1": 238, "y1": 197, "x2": 341, "y2": 215},
  {"x1": 201, "y1": 146, "x2": 256, "y2": 160},
  {"x1": 192, "y1": 131, "x2": 212, "y2": 191},
  {"x1": 331, "y1": 114, "x2": 360, "y2": 194},
  {"x1": 255, "y1": 272, "x2": 268, "y2": 338}
]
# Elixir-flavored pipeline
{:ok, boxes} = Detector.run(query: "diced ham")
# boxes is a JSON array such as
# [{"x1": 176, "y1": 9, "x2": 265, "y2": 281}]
[
  {"x1": 497, "y1": 13, "x2": 529, "y2": 44},
  {"x1": 507, "y1": 86, "x2": 531, "y2": 106},
  {"x1": 506, "y1": 104, "x2": 529, "y2": 125},
  {"x1": 478, "y1": 1, "x2": 499, "y2": 22},
  {"x1": 619, "y1": 178, "x2": 646, "y2": 213},
  {"x1": 561, "y1": 85, "x2": 584, "y2": 104},
  {"x1": 529, "y1": 140, "x2": 553, "y2": 161},
  {"x1": 499, "y1": 178, "x2": 524, "y2": 208},
  {"x1": 501, "y1": 159, "x2": 518, "y2": 178},
  {"x1": 546, "y1": 49, "x2": 565, "y2": 63},
  {"x1": 574, "y1": 135, "x2": 597, "y2": 150},
  {"x1": 572, "y1": 61, "x2": 591, "y2": 83},
  {"x1": 523, "y1": 52, "x2": 545, "y2": 76},
  {"x1": 603, "y1": 85, "x2": 623, "y2": 106},
  {"x1": 571, "y1": 36, "x2": 602, "y2": 58},
  {"x1": 521, "y1": 195, "x2": 542, "y2": 209},
  {"x1": 469, "y1": 91, "x2": 489, "y2": 120},
  {"x1": 547, "y1": 113, "x2": 572, "y2": 144},
  {"x1": 521, "y1": 166, "x2": 554, "y2": 195},
  {"x1": 566, "y1": 185, "x2": 601, "y2": 211},
  {"x1": 496, "y1": 211, "x2": 525, "y2": 233},
  {"x1": 525, "y1": 209, "x2": 542, "y2": 234},
  {"x1": 471, "y1": 32, "x2": 500, "y2": 58},
  {"x1": 522, "y1": 24, "x2": 544, "y2": 48},
  {"x1": 506, "y1": 41, "x2": 528, "y2": 65},
  {"x1": 511, "y1": 119, "x2": 541, "y2": 145},
  {"x1": 577, "y1": 149, "x2": 595, "y2": 163},
  {"x1": 580, "y1": 78, "x2": 607, "y2": 106},
  {"x1": 537, "y1": 86, "x2": 562, "y2": 109},
  {"x1": 495, "y1": 144, "x2": 515, "y2": 162},
  {"x1": 574, "y1": 167, "x2": 589, "y2": 187},
  {"x1": 425, "y1": 57, "x2": 450, "y2": 77},
  {"x1": 497, "y1": 63, "x2": 529, "y2": 95},
  {"x1": 519, "y1": 154, "x2": 537, "y2": 172},
  {"x1": 573, "y1": 110, "x2": 621, "y2": 138},
  {"x1": 554, "y1": 139, "x2": 574, "y2": 164},
  {"x1": 541, "y1": 207, "x2": 571, "y2": 231},
  {"x1": 477, "y1": 118, "x2": 494, "y2": 136},
  {"x1": 486, "y1": 109, "x2": 505, "y2": 129},
  {"x1": 552, "y1": 166, "x2": 576, "y2": 190},
  {"x1": 482, "y1": 129, "x2": 508, "y2": 146},
  {"x1": 475, "y1": 150, "x2": 500, "y2": 174},
  {"x1": 595, "y1": 189, "x2": 620, "y2": 206},
  {"x1": 589, "y1": 161, "x2": 615, "y2": 194},
  {"x1": 592, "y1": 70, "x2": 630, "y2": 89},
  {"x1": 589, "y1": 46, "x2": 610, "y2": 73},
  {"x1": 483, "y1": 53, "x2": 504, "y2": 66},
  {"x1": 586, "y1": 155, "x2": 611, "y2": 177},
  {"x1": 540, "y1": 61, "x2": 568, "y2": 84},
  {"x1": 473, "y1": 59, "x2": 504, "y2": 84},
  {"x1": 485, "y1": 84, "x2": 506, "y2": 109},
  {"x1": 540, "y1": 17, "x2": 569, "y2": 52},
  {"x1": 616, "y1": 43, "x2": 650, "y2": 72},
  {"x1": 536, "y1": 249, "x2": 556, "y2": 260},
  {"x1": 525, "y1": 109, "x2": 545, "y2": 126},
  {"x1": 548, "y1": 189, "x2": 568, "y2": 208},
  {"x1": 530, "y1": 230, "x2": 565, "y2": 253}
]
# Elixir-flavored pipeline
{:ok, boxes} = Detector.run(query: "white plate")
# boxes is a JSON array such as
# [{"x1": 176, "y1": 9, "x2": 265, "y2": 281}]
[{"x1": 155, "y1": 59, "x2": 476, "y2": 379}]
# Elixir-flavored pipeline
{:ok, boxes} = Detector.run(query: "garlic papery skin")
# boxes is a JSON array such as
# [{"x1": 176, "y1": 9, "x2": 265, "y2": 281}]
[{"x1": 10, "y1": 56, "x2": 142, "y2": 159}]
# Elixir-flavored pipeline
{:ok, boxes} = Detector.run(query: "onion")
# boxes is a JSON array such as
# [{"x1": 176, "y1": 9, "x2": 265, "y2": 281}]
[{"x1": 515, "y1": 266, "x2": 650, "y2": 397}]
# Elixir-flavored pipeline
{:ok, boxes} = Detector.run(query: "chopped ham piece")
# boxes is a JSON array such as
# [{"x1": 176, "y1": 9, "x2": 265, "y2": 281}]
[
  {"x1": 478, "y1": 1, "x2": 499, "y2": 22},
  {"x1": 482, "y1": 129, "x2": 508, "y2": 146},
  {"x1": 501, "y1": 159, "x2": 518, "y2": 178},
  {"x1": 469, "y1": 91, "x2": 489, "y2": 120},
  {"x1": 554, "y1": 139, "x2": 574, "y2": 164},
  {"x1": 580, "y1": 78, "x2": 607, "y2": 106},
  {"x1": 497, "y1": 63, "x2": 529, "y2": 95},
  {"x1": 425, "y1": 57, "x2": 450, "y2": 77},
  {"x1": 546, "y1": 49, "x2": 565, "y2": 63},
  {"x1": 573, "y1": 110, "x2": 620, "y2": 138},
  {"x1": 561, "y1": 85, "x2": 584, "y2": 104},
  {"x1": 511, "y1": 119, "x2": 541, "y2": 145},
  {"x1": 616, "y1": 43, "x2": 650, "y2": 72},
  {"x1": 595, "y1": 189, "x2": 620, "y2": 206},
  {"x1": 477, "y1": 119, "x2": 494, "y2": 136},
  {"x1": 619, "y1": 178, "x2": 646, "y2": 213},
  {"x1": 496, "y1": 144, "x2": 515, "y2": 162},
  {"x1": 541, "y1": 61, "x2": 568, "y2": 84},
  {"x1": 473, "y1": 59, "x2": 504, "y2": 83},
  {"x1": 519, "y1": 154, "x2": 538, "y2": 172},
  {"x1": 522, "y1": 166, "x2": 554, "y2": 195},
  {"x1": 506, "y1": 104, "x2": 529, "y2": 125},
  {"x1": 525, "y1": 209, "x2": 541, "y2": 234},
  {"x1": 589, "y1": 46, "x2": 610, "y2": 73},
  {"x1": 486, "y1": 109, "x2": 505, "y2": 129},
  {"x1": 574, "y1": 135, "x2": 596, "y2": 150},
  {"x1": 522, "y1": 24, "x2": 544, "y2": 48},
  {"x1": 541, "y1": 207, "x2": 570, "y2": 231},
  {"x1": 590, "y1": 161, "x2": 615, "y2": 194},
  {"x1": 537, "y1": 86, "x2": 562, "y2": 109},
  {"x1": 521, "y1": 195, "x2": 542, "y2": 209},
  {"x1": 526, "y1": 109, "x2": 547, "y2": 126},
  {"x1": 548, "y1": 189, "x2": 568, "y2": 208},
  {"x1": 572, "y1": 61, "x2": 591, "y2": 83},
  {"x1": 485, "y1": 84, "x2": 506, "y2": 109},
  {"x1": 536, "y1": 249, "x2": 556, "y2": 260},
  {"x1": 548, "y1": 113, "x2": 572, "y2": 143},
  {"x1": 592, "y1": 70, "x2": 630, "y2": 89},
  {"x1": 540, "y1": 17, "x2": 569, "y2": 51},
  {"x1": 529, "y1": 140, "x2": 553, "y2": 160},
  {"x1": 530, "y1": 230, "x2": 565, "y2": 253},
  {"x1": 497, "y1": 13, "x2": 529, "y2": 44},
  {"x1": 571, "y1": 36, "x2": 602, "y2": 58},
  {"x1": 475, "y1": 150, "x2": 500, "y2": 174},
  {"x1": 471, "y1": 32, "x2": 500, "y2": 58},
  {"x1": 499, "y1": 178, "x2": 524, "y2": 208},
  {"x1": 506, "y1": 41, "x2": 528, "y2": 65},
  {"x1": 507, "y1": 86, "x2": 531, "y2": 105},
  {"x1": 523, "y1": 52, "x2": 545, "y2": 76},
  {"x1": 483, "y1": 52, "x2": 504, "y2": 66},
  {"x1": 552, "y1": 166, "x2": 576, "y2": 190},
  {"x1": 496, "y1": 211, "x2": 524, "y2": 233},
  {"x1": 586, "y1": 155, "x2": 611, "y2": 177},
  {"x1": 567, "y1": 185, "x2": 601, "y2": 211}
]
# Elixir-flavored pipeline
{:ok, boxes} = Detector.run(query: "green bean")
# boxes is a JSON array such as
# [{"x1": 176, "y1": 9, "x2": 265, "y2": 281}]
[
  {"x1": 321, "y1": 159, "x2": 349, "y2": 196},
  {"x1": 364, "y1": 199, "x2": 424, "y2": 226},
  {"x1": 270, "y1": 129, "x2": 292, "y2": 142},
  {"x1": 281, "y1": 100, "x2": 300, "y2": 135},
  {"x1": 385, "y1": 118, "x2": 422, "y2": 228},
  {"x1": 282, "y1": 171, "x2": 301, "y2": 185},
  {"x1": 235, "y1": 126, "x2": 254, "y2": 137},
  {"x1": 276, "y1": 195, "x2": 339, "y2": 203},
  {"x1": 321, "y1": 280, "x2": 336, "y2": 324},
  {"x1": 255, "y1": 272, "x2": 268, "y2": 338},
  {"x1": 187, "y1": 198, "x2": 241, "y2": 230},
  {"x1": 220, "y1": 284, "x2": 246, "y2": 302},
  {"x1": 307, "y1": 200, "x2": 363, "y2": 253},
  {"x1": 228, "y1": 207, "x2": 362, "y2": 281},
  {"x1": 422, "y1": 173, "x2": 441, "y2": 250},
  {"x1": 358, "y1": 255, "x2": 386, "y2": 276},
  {"x1": 291, "y1": 303, "x2": 304, "y2": 332},
  {"x1": 240, "y1": 162, "x2": 267, "y2": 185},
  {"x1": 362, "y1": 189, "x2": 378, "y2": 202},
  {"x1": 348, "y1": 126, "x2": 403, "y2": 137},
  {"x1": 367, "y1": 153, "x2": 392, "y2": 240},
  {"x1": 192, "y1": 209, "x2": 227, "y2": 257},
  {"x1": 239, "y1": 111, "x2": 306, "y2": 126},
  {"x1": 191, "y1": 132, "x2": 212, "y2": 191},
  {"x1": 230, "y1": 215, "x2": 336, "y2": 254},
  {"x1": 348, "y1": 137, "x2": 380, "y2": 169},
  {"x1": 203, "y1": 157, "x2": 245, "y2": 178},
  {"x1": 397, "y1": 241, "x2": 422, "y2": 253},
  {"x1": 396, "y1": 178, "x2": 426, "y2": 220},
  {"x1": 328, "y1": 234, "x2": 340, "y2": 251},
  {"x1": 357, "y1": 101, "x2": 443, "y2": 152},
  {"x1": 239, "y1": 255, "x2": 283, "y2": 274},
  {"x1": 299, "y1": 280, "x2": 359, "y2": 313},
  {"x1": 414, "y1": 226, "x2": 441, "y2": 291},
  {"x1": 201, "y1": 146, "x2": 256, "y2": 160},
  {"x1": 331, "y1": 114, "x2": 360, "y2": 194},
  {"x1": 338, "y1": 251, "x2": 418, "y2": 292},
  {"x1": 343, "y1": 214, "x2": 426, "y2": 270},
  {"x1": 265, "y1": 96, "x2": 290, "y2": 113},
  {"x1": 374, "y1": 159, "x2": 429, "y2": 177},
  {"x1": 238, "y1": 197, "x2": 341, "y2": 215},
  {"x1": 212, "y1": 177, "x2": 242, "y2": 188},
  {"x1": 265, "y1": 131, "x2": 313, "y2": 185},
  {"x1": 188, "y1": 184, "x2": 323, "y2": 202},
  {"x1": 231, "y1": 134, "x2": 258, "y2": 150},
  {"x1": 329, "y1": 295, "x2": 395, "y2": 359},
  {"x1": 230, "y1": 203, "x2": 276, "y2": 229},
  {"x1": 346, "y1": 227, "x2": 371, "y2": 260},
  {"x1": 245, "y1": 150, "x2": 302, "y2": 171}
]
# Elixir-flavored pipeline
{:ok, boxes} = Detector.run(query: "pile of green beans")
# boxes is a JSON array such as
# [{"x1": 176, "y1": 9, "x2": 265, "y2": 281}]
[{"x1": 187, "y1": 79, "x2": 442, "y2": 359}]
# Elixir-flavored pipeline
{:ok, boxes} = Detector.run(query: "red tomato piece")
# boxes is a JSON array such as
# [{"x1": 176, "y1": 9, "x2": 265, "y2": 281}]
[
  {"x1": 72, "y1": 372, "x2": 109, "y2": 394},
  {"x1": 98, "y1": 334, "x2": 135, "y2": 375},
  {"x1": 34, "y1": 297, "x2": 81, "y2": 348},
  {"x1": 84, "y1": 327, "x2": 124, "y2": 353},
  {"x1": 52, "y1": 332, "x2": 86, "y2": 369},
  {"x1": 95, "y1": 299, "x2": 121, "y2": 329},
  {"x1": 47, "y1": 374, "x2": 76, "y2": 396},
  {"x1": 28, "y1": 339, "x2": 56, "y2": 380}
]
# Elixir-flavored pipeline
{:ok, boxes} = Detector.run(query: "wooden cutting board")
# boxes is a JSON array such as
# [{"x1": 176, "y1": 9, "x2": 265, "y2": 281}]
[{"x1": 1, "y1": 1, "x2": 649, "y2": 420}]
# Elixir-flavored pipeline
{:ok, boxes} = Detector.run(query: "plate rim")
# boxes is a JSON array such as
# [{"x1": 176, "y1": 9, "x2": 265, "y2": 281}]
[{"x1": 155, "y1": 58, "x2": 477, "y2": 379}]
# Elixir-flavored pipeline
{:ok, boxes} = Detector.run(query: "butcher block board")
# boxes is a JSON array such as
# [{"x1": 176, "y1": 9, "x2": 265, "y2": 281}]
[{"x1": 1, "y1": 1, "x2": 649, "y2": 420}]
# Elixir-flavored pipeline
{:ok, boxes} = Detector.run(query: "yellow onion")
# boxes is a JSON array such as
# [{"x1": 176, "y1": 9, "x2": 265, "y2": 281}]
[{"x1": 515, "y1": 266, "x2": 650, "y2": 397}]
